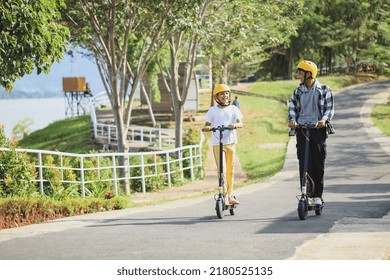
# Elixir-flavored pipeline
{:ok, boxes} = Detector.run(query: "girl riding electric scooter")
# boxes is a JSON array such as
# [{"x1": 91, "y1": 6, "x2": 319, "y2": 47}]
[{"x1": 202, "y1": 84, "x2": 243, "y2": 219}]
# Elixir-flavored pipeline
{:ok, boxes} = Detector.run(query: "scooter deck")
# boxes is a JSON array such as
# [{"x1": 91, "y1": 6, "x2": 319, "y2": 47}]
[
  {"x1": 296, "y1": 195, "x2": 325, "y2": 210},
  {"x1": 308, "y1": 204, "x2": 324, "y2": 211},
  {"x1": 224, "y1": 204, "x2": 238, "y2": 210},
  {"x1": 308, "y1": 201, "x2": 325, "y2": 211}
]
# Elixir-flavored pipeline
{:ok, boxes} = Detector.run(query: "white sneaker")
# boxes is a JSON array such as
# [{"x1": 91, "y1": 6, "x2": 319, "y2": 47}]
[{"x1": 312, "y1": 197, "x2": 322, "y2": 206}]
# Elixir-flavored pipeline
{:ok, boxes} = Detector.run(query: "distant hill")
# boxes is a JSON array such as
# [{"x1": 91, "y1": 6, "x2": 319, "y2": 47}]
[{"x1": 0, "y1": 90, "x2": 59, "y2": 99}]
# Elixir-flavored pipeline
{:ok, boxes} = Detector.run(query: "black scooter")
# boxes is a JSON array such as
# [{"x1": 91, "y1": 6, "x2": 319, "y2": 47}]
[
  {"x1": 210, "y1": 126, "x2": 238, "y2": 219},
  {"x1": 289, "y1": 124, "x2": 324, "y2": 220}
]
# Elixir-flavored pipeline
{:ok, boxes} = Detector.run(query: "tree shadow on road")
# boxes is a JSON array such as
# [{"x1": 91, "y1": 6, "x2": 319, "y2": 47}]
[{"x1": 255, "y1": 182, "x2": 390, "y2": 235}]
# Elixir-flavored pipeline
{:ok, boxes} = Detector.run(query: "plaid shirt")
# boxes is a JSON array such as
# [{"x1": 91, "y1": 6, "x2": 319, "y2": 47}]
[{"x1": 288, "y1": 80, "x2": 334, "y2": 123}]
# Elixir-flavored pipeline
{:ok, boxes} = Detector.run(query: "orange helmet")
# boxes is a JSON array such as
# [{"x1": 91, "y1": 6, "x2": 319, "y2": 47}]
[
  {"x1": 213, "y1": 84, "x2": 231, "y2": 95},
  {"x1": 297, "y1": 60, "x2": 318, "y2": 78}
]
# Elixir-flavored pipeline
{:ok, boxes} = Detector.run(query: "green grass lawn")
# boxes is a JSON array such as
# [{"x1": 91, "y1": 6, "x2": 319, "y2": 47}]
[
  {"x1": 233, "y1": 94, "x2": 288, "y2": 183},
  {"x1": 372, "y1": 94, "x2": 390, "y2": 137},
  {"x1": 18, "y1": 115, "x2": 102, "y2": 153}
]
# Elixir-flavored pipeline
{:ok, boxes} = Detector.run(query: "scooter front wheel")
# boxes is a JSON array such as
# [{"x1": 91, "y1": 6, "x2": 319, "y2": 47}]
[
  {"x1": 216, "y1": 199, "x2": 224, "y2": 219},
  {"x1": 229, "y1": 208, "x2": 235, "y2": 215},
  {"x1": 298, "y1": 199, "x2": 308, "y2": 220}
]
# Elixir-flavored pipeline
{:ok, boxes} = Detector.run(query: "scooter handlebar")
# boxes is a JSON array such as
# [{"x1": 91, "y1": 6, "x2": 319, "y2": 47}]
[
  {"x1": 211, "y1": 125, "x2": 237, "y2": 132},
  {"x1": 296, "y1": 123, "x2": 317, "y2": 129},
  {"x1": 289, "y1": 123, "x2": 321, "y2": 136}
]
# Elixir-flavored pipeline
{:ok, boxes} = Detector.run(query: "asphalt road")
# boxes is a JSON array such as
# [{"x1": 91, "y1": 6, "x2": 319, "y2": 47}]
[{"x1": 0, "y1": 80, "x2": 389, "y2": 260}]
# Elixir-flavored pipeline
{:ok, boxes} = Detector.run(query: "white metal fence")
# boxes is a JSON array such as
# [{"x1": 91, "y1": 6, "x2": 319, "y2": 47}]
[
  {"x1": 94, "y1": 123, "x2": 176, "y2": 150},
  {"x1": 88, "y1": 91, "x2": 175, "y2": 149},
  {"x1": 0, "y1": 135, "x2": 204, "y2": 196},
  {"x1": 0, "y1": 92, "x2": 203, "y2": 197}
]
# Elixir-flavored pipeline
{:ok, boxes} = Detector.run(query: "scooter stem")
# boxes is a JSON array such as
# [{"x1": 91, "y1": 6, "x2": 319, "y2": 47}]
[
  {"x1": 219, "y1": 126, "x2": 224, "y2": 189},
  {"x1": 302, "y1": 127, "x2": 311, "y2": 191}
]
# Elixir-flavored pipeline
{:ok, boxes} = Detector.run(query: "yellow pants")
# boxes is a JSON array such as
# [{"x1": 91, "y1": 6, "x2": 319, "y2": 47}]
[{"x1": 213, "y1": 143, "x2": 235, "y2": 197}]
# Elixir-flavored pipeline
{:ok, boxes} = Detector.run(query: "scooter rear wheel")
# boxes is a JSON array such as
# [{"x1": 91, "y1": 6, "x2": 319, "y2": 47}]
[
  {"x1": 216, "y1": 199, "x2": 224, "y2": 219},
  {"x1": 298, "y1": 199, "x2": 308, "y2": 220}
]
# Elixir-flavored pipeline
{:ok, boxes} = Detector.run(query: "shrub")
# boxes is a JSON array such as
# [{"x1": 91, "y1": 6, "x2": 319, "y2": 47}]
[
  {"x1": 130, "y1": 154, "x2": 167, "y2": 193},
  {"x1": 0, "y1": 126, "x2": 38, "y2": 197},
  {"x1": 41, "y1": 154, "x2": 64, "y2": 196},
  {"x1": 183, "y1": 126, "x2": 201, "y2": 146},
  {"x1": 182, "y1": 127, "x2": 204, "y2": 180},
  {"x1": 0, "y1": 196, "x2": 131, "y2": 230},
  {"x1": 167, "y1": 153, "x2": 185, "y2": 186}
]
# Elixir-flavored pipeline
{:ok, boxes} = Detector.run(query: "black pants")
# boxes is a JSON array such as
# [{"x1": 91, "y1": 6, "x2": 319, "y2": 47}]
[{"x1": 296, "y1": 127, "x2": 327, "y2": 197}]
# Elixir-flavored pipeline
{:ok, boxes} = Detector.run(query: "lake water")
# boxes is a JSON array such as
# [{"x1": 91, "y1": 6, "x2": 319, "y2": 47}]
[{"x1": 0, "y1": 98, "x2": 67, "y2": 139}]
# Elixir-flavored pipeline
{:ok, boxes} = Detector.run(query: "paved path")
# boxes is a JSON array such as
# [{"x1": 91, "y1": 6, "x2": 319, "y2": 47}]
[{"x1": 0, "y1": 81, "x2": 389, "y2": 260}]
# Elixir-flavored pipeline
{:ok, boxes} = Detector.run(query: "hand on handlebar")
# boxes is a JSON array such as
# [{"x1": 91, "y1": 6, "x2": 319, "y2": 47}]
[
  {"x1": 296, "y1": 123, "x2": 317, "y2": 129},
  {"x1": 289, "y1": 120, "x2": 325, "y2": 129},
  {"x1": 288, "y1": 120, "x2": 297, "y2": 129},
  {"x1": 202, "y1": 126, "x2": 211, "y2": 132},
  {"x1": 315, "y1": 119, "x2": 326, "y2": 128},
  {"x1": 228, "y1": 124, "x2": 236, "y2": 130}
]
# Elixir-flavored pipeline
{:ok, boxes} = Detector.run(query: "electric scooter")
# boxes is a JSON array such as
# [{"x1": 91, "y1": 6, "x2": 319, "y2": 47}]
[
  {"x1": 211, "y1": 126, "x2": 238, "y2": 219},
  {"x1": 289, "y1": 124, "x2": 324, "y2": 220}
]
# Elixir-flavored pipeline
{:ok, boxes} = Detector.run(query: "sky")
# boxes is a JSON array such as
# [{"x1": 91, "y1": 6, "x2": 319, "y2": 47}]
[{"x1": 11, "y1": 47, "x2": 105, "y2": 95}]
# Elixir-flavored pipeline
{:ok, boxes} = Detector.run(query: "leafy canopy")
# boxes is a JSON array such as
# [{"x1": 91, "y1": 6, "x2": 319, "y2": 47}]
[{"x1": 0, "y1": 0, "x2": 69, "y2": 91}]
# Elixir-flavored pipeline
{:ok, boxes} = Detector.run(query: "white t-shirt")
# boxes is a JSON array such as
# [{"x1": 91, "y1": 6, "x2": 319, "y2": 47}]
[{"x1": 204, "y1": 105, "x2": 243, "y2": 146}]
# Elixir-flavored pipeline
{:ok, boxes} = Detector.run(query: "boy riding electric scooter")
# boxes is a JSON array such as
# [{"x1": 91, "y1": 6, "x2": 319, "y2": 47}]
[{"x1": 288, "y1": 60, "x2": 335, "y2": 220}]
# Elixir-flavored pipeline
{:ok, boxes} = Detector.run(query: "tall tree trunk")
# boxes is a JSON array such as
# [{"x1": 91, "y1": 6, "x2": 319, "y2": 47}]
[
  {"x1": 168, "y1": 41, "x2": 183, "y2": 148},
  {"x1": 288, "y1": 45, "x2": 293, "y2": 80},
  {"x1": 111, "y1": 93, "x2": 131, "y2": 195},
  {"x1": 140, "y1": 82, "x2": 157, "y2": 127},
  {"x1": 222, "y1": 62, "x2": 228, "y2": 84},
  {"x1": 174, "y1": 101, "x2": 184, "y2": 148}
]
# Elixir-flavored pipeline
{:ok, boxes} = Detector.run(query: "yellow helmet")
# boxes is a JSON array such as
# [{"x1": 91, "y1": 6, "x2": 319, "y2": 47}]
[
  {"x1": 297, "y1": 60, "x2": 318, "y2": 78},
  {"x1": 213, "y1": 84, "x2": 231, "y2": 95}
]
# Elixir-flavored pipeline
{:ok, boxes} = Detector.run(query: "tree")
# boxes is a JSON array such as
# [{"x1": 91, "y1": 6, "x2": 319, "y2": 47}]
[
  {"x1": 12, "y1": 118, "x2": 34, "y2": 140},
  {"x1": 157, "y1": 0, "x2": 211, "y2": 148},
  {"x1": 276, "y1": 0, "x2": 390, "y2": 77},
  {"x1": 318, "y1": 0, "x2": 378, "y2": 73},
  {"x1": 353, "y1": 0, "x2": 390, "y2": 69},
  {"x1": 157, "y1": 0, "x2": 294, "y2": 147},
  {"x1": 66, "y1": 0, "x2": 208, "y2": 194},
  {"x1": 200, "y1": 0, "x2": 302, "y2": 84},
  {"x1": 0, "y1": 0, "x2": 69, "y2": 91},
  {"x1": 156, "y1": 0, "x2": 292, "y2": 146}
]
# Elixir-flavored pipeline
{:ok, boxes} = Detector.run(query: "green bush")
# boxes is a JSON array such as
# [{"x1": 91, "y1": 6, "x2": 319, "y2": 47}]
[
  {"x1": 28, "y1": 153, "x2": 117, "y2": 199},
  {"x1": 0, "y1": 196, "x2": 131, "y2": 230},
  {"x1": 182, "y1": 126, "x2": 204, "y2": 180},
  {"x1": 130, "y1": 154, "x2": 167, "y2": 193},
  {"x1": 183, "y1": 126, "x2": 201, "y2": 146},
  {"x1": 0, "y1": 126, "x2": 38, "y2": 197},
  {"x1": 167, "y1": 154, "x2": 185, "y2": 186},
  {"x1": 41, "y1": 154, "x2": 64, "y2": 196},
  {"x1": 83, "y1": 155, "x2": 114, "y2": 189}
]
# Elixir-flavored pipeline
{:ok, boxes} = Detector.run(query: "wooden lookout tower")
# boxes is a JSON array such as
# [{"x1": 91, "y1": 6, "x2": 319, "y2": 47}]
[{"x1": 62, "y1": 77, "x2": 93, "y2": 117}]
